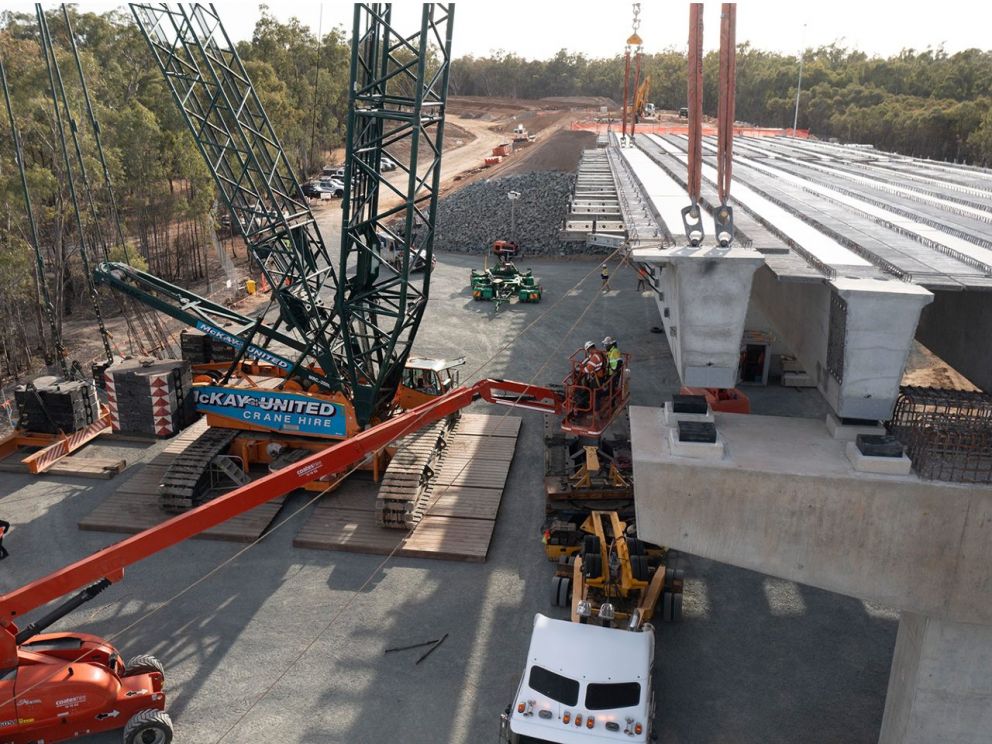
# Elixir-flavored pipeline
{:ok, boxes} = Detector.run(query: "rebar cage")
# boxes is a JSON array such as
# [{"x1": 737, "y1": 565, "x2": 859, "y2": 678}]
[{"x1": 889, "y1": 386, "x2": 992, "y2": 483}]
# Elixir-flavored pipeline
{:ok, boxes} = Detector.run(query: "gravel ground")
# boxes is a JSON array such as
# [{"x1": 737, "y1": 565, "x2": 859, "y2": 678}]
[
  {"x1": 433, "y1": 172, "x2": 576, "y2": 255},
  {"x1": 0, "y1": 256, "x2": 896, "y2": 744},
  {"x1": 500, "y1": 130, "x2": 597, "y2": 177}
]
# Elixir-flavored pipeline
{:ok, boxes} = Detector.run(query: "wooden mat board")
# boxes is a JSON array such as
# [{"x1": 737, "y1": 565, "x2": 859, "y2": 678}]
[
  {"x1": 452, "y1": 414, "x2": 521, "y2": 437},
  {"x1": 0, "y1": 455, "x2": 126, "y2": 479},
  {"x1": 293, "y1": 505, "x2": 405, "y2": 555},
  {"x1": 43, "y1": 455, "x2": 126, "y2": 479},
  {"x1": 78, "y1": 417, "x2": 282, "y2": 542},
  {"x1": 425, "y1": 486, "x2": 503, "y2": 520},
  {"x1": 401, "y1": 516, "x2": 495, "y2": 562},
  {"x1": 78, "y1": 484, "x2": 285, "y2": 542},
  {"x1": 293, "y1": 413, "x2": 521, "y2": 561},
  {"x1": 433, "y1": 462, "x2": 511, "y2": 490},
  {"x1": 444, "y1": 436, "x2": 518, "y2": 461},
  {"x1": 293, "y1": 503, "x2": 497, "y2": 562}
]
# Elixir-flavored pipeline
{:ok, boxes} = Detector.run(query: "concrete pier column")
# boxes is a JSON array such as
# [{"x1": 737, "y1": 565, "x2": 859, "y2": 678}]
[
  {"x1": 750, "y1": 268, "x2": 932, "y2": 420},
  {"x1": 635, "y1": 245, "x2": 763, "y2": 388},
  {"x1": 879, "y1": 613, "x2": 992, "y2": 744},
  {"x1": 824, "y1": 277, "x2": 933, "y2": 421}
]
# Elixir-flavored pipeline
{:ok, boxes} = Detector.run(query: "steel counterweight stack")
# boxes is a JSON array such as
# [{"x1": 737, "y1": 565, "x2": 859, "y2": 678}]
[
  {"x1": 104, "y1": 358, "x2": 198, "y2": 438},
  {"x1": 179, "y1": 329, "x2": 235, "y2": 365},
  {"x1": 14, "y1": 377, "x2": 100, "y2": 434}
]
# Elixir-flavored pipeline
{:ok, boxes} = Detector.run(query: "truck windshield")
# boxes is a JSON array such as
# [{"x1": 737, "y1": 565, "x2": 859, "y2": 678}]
[
  {"x1": 528, "y1": 665, "x2": 579, "y2": 706},
  {"x1": 585, "y1": 681, "x2": 641, "y2": 710}
]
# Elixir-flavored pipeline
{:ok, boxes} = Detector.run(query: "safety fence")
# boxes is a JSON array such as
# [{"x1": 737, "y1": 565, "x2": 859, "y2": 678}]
[{"x1": 570, "y1": 121, "x2": 810, "y2": 139}]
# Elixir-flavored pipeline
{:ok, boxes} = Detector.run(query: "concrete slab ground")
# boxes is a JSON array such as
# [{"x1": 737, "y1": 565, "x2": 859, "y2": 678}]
[{"x1": 0, "y1": 257, "x2": 895, "y2": 744}]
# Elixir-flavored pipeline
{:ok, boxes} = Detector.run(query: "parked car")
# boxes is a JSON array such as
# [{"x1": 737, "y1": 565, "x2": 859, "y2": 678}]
[
  {"x1": 380, "y1": 157, "x2": 397, "y2": 172},
  {"x1": 318, "y1": 177, "x2": 346, "y2": 198},
  {"x1": 301, "y1": 181, "x2": 323, "y2": 199}
]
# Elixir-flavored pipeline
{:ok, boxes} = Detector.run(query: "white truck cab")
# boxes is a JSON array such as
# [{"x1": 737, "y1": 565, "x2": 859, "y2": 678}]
[{"x1": 501, "y1": 614, "x2": 654, "y2": 743}]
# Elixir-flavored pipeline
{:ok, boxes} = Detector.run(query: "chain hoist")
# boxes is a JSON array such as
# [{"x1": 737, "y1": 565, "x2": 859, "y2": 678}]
[{"x1": 622, "y1": 3, "x2": 643, "y2": 140}]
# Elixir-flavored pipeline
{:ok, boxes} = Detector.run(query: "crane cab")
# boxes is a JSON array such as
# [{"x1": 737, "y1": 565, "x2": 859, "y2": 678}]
[{"x1": 396, "y1": 357, "x2": 466, "y2": 409}]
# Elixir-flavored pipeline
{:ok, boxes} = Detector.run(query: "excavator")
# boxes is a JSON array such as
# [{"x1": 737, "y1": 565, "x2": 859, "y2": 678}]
[
  {"x1": 633, "y1": 74, "x2": 653, "y2": 122},
  {"x1": 0, "y1": 4, "x2": 638, "y2": 742}
]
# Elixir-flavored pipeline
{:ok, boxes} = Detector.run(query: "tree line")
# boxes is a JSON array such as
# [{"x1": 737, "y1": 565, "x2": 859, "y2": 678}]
[
  {"x1": 449, "y1": 44, "x2": 992, "y2": 164},
  {"x1": 0, "y1": 7, "x2": 351, "y2": 380},
  {"x1": 1, "y1": 5, "x2": 989, "y2": 382}
]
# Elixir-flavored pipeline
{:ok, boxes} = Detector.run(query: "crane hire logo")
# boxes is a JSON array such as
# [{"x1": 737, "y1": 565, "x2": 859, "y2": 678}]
[
  {"x1": 194, "y1": 321, "x2": 291, "y2": 370},
  {"x1": 194, "y1": 386, "x2": 346, "y2": 437}
]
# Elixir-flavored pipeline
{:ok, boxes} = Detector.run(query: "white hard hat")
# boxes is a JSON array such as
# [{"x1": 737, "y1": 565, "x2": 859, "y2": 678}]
[
  {"x1": 603, "y1": 336, "x2": 615, "y2": 346},
  {"x1": 584, "y1": 341, "x2": 595, "y2": 351}
]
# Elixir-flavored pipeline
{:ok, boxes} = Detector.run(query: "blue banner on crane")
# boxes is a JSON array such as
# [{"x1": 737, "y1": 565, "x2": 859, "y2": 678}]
[{"x1": 194, "y1": 386, "x2": 347, "y2": 437}]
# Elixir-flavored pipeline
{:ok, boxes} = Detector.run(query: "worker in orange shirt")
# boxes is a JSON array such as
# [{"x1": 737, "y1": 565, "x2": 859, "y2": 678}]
[
  {"x1": 636, "y1": 265, "x2": 648, "y2": 292},
  {"x1": 582, "y1": 341, "x2": 606, "y2": 387}
]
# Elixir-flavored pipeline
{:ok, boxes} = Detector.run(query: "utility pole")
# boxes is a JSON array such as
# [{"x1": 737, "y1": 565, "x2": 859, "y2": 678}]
[
  {"x1": 792, "y1": 23, "x2": 806, "y2": 136},
  {"x1": 507, "y1": 190, "x2": 520, "y2": 244}
]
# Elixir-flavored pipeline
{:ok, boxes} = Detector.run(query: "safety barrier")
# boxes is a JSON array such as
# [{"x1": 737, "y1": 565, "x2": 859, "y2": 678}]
[{"x1": 570, "y1": 121, "x2": 810, "y2": 139}]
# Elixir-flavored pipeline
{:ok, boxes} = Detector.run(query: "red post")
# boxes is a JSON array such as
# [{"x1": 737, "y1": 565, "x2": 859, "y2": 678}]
[
  {"x1": 687, "y1": 3, "x2": 704, "y2": 204},
  {"x1": 716, "y1": 3, "x2": 737, "y2": 204},
  {"x1": 621, "y1": 47, "x2": 631, "y2": 138},
  {"x1": 631, "y1": 48, "x2": 642, "y2": 139}
]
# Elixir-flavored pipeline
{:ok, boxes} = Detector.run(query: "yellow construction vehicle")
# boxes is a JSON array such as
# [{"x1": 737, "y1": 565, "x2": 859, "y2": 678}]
[
  {"x1": 550, "y1": 510, "x2": 683, "y2": 624},
  {"x1": 634, "y1": 75, "x2": 653, "y2": 122}
]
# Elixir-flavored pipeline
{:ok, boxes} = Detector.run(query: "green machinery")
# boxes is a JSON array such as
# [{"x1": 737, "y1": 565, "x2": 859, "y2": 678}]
[{"x1": 470, "y1": 241, "x2": 542, "y2": 311}]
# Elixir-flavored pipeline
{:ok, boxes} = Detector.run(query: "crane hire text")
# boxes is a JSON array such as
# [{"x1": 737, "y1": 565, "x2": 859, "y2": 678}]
[{"x1": 195, "y1": 391, "x2": 338, "y2": 417}]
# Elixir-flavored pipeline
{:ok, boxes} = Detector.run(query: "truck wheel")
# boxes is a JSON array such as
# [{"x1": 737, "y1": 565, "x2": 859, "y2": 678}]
[
  {"x1": 123, "y1": 709, "x2": 173, "y2": 744},
  {"x1": 551, "y1": 576, "x2": 572, "y2": 607},
  {"x1": 582, "y1": 535, "x2": 601, "y2": 556},
  {"x1": 125, "y1": 654, "x2": 165, "y2": 680},
  {"x1": 630, "y1": 555, "x2": 648, "y2": 581},
  {"x1": 583, "y1": 553, "x2": 602, "y2": 579},
  {"x1": 627, "y1": 538, "x2": 645, "y2": 556},
  {"x1": 662, "y1": 591, "x2": 674, "y2": 623},
  {"x1": 672, "y1": 592, "x2": 684, "y2": 622}
]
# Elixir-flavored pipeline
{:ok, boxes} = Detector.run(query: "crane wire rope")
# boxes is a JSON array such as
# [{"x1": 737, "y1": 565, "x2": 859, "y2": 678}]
[
  {"x1": 629, "y1": 3, "x2": 643, "y2": 141},
  {"x1": 308, "y1": 2, "x2": 324, "y2": 174},
  {"x1": 0, "y1": 54, "x2": 69, "y2": 378},
  {"x1": 37, "y1": 7, "x2": 114, "y2": 366},
  {"x1": 2, "y1": 245, "x2": 625, "y2": 719},
  {"x1": 714, "y1": 2, "x2": 737, "y2": 246},
  {"x1": 60, "y1": 4, "x2": 177, "y2": 359}
]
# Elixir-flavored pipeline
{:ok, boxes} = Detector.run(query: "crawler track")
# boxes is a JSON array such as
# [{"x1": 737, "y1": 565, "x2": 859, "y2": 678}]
[{"x1": 158, "y1": 427, "x2": 239, "y2": 512}]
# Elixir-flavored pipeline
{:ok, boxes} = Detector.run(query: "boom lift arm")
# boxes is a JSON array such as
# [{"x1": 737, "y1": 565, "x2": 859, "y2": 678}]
[{"x1": 0, "y1": 378, "x2": 560, "y2": 668}]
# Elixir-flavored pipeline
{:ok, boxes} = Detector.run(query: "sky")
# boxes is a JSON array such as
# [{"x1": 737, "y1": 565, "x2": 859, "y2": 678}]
[{"x1": 13, "y1": 1, "x2": 992, "y2": 59}]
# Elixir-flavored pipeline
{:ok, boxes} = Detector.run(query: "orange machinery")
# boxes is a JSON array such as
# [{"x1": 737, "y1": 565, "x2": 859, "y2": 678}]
[{"x1": 0, "y1": 355, "x2": 634, "y2": 743}]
